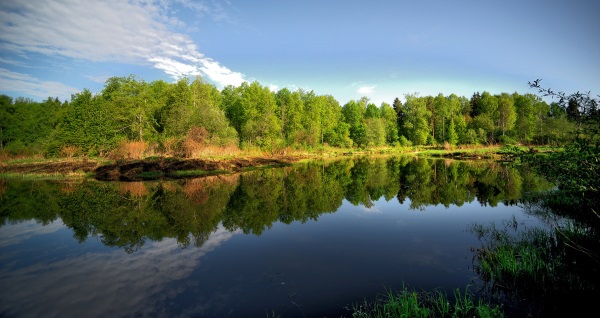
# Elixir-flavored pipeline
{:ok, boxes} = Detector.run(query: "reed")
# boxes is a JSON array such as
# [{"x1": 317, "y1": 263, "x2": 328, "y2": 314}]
[{"x1": 351, "y1": 284, "x2": 502, "y2": 318}]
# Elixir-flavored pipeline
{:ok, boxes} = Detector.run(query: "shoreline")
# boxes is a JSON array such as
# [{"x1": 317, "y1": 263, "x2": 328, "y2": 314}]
[{"x1": 0, "y1": 145, "x2": 556, "y2": 180}]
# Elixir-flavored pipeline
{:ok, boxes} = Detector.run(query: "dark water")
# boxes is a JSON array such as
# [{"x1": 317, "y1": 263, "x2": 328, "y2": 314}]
[{"x1": 0, "y1": 157, "x2": 553, "y2": 317}]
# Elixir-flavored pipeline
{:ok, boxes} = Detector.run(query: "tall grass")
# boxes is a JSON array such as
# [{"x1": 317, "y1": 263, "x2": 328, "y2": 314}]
[
  {"x1": 468, "y1": 213, "x2": 600, "y2": 316},
  {"x1": 351, "y1": 285, "x2": 503, "y2": 318}
]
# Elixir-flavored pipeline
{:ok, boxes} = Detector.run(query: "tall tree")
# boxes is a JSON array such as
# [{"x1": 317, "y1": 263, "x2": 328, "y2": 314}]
[
  {"x1": 380, "y1": 102, "x2": 399, "y2": 145},
  {"x1": 497, "y1": 92, "x2": 516, "y2": 137},
  {"x1": 52, "y1": 89, "x2": 119, "y2": 155},
  {"x1": 514, "y1": 93, "x2": 535, "y2": 143},
  {"x1": 321, "y1": 95, "x2": 351, "y2": 147},
  {"x1": 239, "y1": 81, "x2": 282, "y2": 148},
  {"x1": 342, "y1": 99, "x2": 367, "y2": 147},
  {"x1": 190, "y1": 77, "x2": 237, "y2": 146},
  {"x1": 275, "y1": 88, "x2": 304, "y2": 145},
  {"x1": 160, "y1": 78, "x2": 193, "y2": 137},
  {"x1": 301, "y1": 90, "x2": 324, "y2": 147},
  {"x1": 472, "y1": 92, "x2": 498, "y2": 143},
  {"x1": 433, "y1": 93, "x2": 449, "y2": 143},
  {"x1": 102, "y1": 75, "x2": 157, "y2": 142},
  {"x1": 402, "y1": 94, "x2": 431, "y2": 145},
  {"x1": 392, "y1": 97, "x2": 404, "y2": 140}
]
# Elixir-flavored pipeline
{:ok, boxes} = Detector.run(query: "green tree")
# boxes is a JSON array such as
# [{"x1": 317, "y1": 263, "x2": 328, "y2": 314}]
[
  {"x1": 446, "y1": 94, "x2": 463, "y2": 145},
  {"x1": 301, "y1": 90, "x2": 323, "y2": 147},
  {"x1": 51, "y1": 89, "x2": 120, "y2": 155},
  {"x1": 188, "y1": 77, "x2": 237, "y2": 146},
  {"x1": 401, "y1": 94, "x2": 431, "y2": 145},
  {"x1": 497, "y1": 92, "x2": 516, "y2": 137},
  {"x1": 239, "y1": 81, "x2": 282, "y2": 148},
  {"x1": 471, "y1": 92, "x2": 498, "y2": 143},
  {"x1": 320, "y1": 95, "x2": 350, "y2": 147},
  {"x1": 160, "y1": 78, "x2": 193, "y2": 137},
  {"x1": 221, "y1": 83, "x2": 245, "y2": 134},
  {"x1": 275, "y1": 88, "x2": 304, "y2": 145},
  {"x1": 102, "y1": 75, "x2": 158, "y2": 142},
  {"x1": 365, "y1": 102, "x2": 380, "y2": 119},
  {"x1": 380, "y1": 102, "x2": 399, "y2": 145},
  {"x1": 342, "y1": 99, "x2": 367, "y2": 147},
  {"x1": 514, "y1": 93, "x2": 536, "y2": 143},
  {"x1": 392, "y1": 97, "x2": 404, "y2": 140}
]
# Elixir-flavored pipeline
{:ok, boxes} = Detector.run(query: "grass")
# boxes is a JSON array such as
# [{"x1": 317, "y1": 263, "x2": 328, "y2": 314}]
[
  {"x1": 0, "y1": 171, "x2": 89, "y2": 180},
  {"x1": 168, "y1": 169, "x2": 229, "y2": 178},
  {"x1": 351, "y1": 285, "x2": 503, "y2": 318}
]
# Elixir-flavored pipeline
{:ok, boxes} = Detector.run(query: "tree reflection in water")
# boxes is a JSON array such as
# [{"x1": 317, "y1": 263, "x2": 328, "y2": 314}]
[{"x1": 0, "y1": 157, "x2": 553, "y2": 252}]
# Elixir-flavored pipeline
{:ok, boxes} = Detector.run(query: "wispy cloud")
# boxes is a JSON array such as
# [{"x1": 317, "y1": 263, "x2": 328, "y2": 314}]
[
  {"x1": 0, "y1": 68, "x2": 79, "y2": 100},
  {"x1": 0, "y1": 0, "x2": 246, "y2": 87},
  {"x1": 357, "y1": 85, "x2": 376, "y2": 95},
  {"x1": 85, "y1": 75, "x2": 111, "y2": 84}
]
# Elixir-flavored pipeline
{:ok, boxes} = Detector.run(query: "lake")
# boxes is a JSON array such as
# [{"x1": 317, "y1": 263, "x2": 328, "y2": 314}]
[{"x1": 0, "y1": 156, "x2": 554, "y2": 317}]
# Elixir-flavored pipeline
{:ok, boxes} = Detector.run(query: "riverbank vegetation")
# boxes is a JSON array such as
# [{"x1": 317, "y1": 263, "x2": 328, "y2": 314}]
[
  {"x1": 0, "y1": 76, "x2": 589, "y2": 163},
  {"x1": 463, "y1": 84, "x2": 599, "y2": 316}
]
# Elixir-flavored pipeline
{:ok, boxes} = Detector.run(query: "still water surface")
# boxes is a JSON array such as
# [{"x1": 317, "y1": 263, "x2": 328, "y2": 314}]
[{"x1": 0, "y1": 157, "x2": 553, "y2": 317}]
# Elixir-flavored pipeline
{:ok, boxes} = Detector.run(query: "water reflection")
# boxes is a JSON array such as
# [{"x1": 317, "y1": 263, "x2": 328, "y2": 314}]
[
  {"x1": 1, "y1": 157, "x2": 553, "y2": 252},
  {"x1": 0, "y1": 156, "x2": 556, "y2": 317},
  {"x1": 0, "y1": 224, "x2": 237, "y2": 318}
]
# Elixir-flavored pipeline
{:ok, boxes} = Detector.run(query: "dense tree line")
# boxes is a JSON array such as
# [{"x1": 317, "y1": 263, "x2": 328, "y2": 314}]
[{"x1": 0, "y1": 75, "x2": 590, "y2": 157}]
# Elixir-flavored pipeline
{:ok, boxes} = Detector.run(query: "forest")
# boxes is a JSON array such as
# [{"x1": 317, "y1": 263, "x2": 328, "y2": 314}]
[{"x1": 0, "y1": 75, "x2": 593, "y2": 159}]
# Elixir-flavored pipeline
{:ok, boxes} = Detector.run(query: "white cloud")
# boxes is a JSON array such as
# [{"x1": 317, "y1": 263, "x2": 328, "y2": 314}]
[
  {"x1": 0, "y1": 68, "x2": 80, "y2": 100},
  {"x1": 0, "y1": 0, "x2": 246, "y2": 88},
  {"x1": 357, "y1": 85, "x2": 376, "y2": 95}
]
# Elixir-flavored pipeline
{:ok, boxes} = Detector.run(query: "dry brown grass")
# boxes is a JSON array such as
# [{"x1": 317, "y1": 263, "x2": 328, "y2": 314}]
[
  {"x1": 185, "y1": 144, "x2": 241, "y2": 158},
  {"x1": 112, "y1": 141, "x2": 148, "y2": 160},
  {"x1": 60, "y1": 145, "x2": 80, "y2": 159}
]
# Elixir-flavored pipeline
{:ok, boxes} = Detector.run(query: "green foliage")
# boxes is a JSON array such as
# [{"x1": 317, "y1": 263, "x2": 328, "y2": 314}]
[
  {"x1": 343, "y1": 99, "x2": 368, "y2": 147},
  {"x1": 402, "y1": 94, "x2": 431, "y2": 145},
  {"x1": 190, "y1": 77, "x2": 238, "y2": 146},
  {"x1": 237, "y1": 81, "x2": 282, "y2": 148},
  {"x1": 49, "y1": 89, "x2": 122, "y2": 156},
  {"x1": 2, "y1": 76, "x2": 588, "y2": 157}
]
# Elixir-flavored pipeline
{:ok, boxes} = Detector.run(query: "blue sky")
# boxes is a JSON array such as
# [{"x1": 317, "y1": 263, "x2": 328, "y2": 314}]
[{"x1": 1, "y1": 0, "x2": 598, "y2": 106}]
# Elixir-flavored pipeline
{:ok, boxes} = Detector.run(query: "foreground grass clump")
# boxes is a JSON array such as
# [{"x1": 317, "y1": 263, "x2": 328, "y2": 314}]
[
  {"x1": 351, "y1": 285, "x2": 503, "y2": 318},
  {"x1": 468, "y1": 214, "x2": 600, "y2": 316}
]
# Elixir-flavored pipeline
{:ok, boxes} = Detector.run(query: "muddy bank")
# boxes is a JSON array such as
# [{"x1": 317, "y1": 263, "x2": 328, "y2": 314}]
[{"x1": 94, "y1": 157, "x2": 303, "y2": 181}]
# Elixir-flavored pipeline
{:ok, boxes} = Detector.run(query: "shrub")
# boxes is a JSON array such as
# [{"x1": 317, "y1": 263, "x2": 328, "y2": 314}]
[
  {"x1": 398, "y1": 136, "x2": 412, "y2": 147},
  {"x1": 112, "y1": 140, "x2": 148, "y2": 160},
  {"x1": 60, "y1": 145, "x2": 80, "y2": 159}
]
